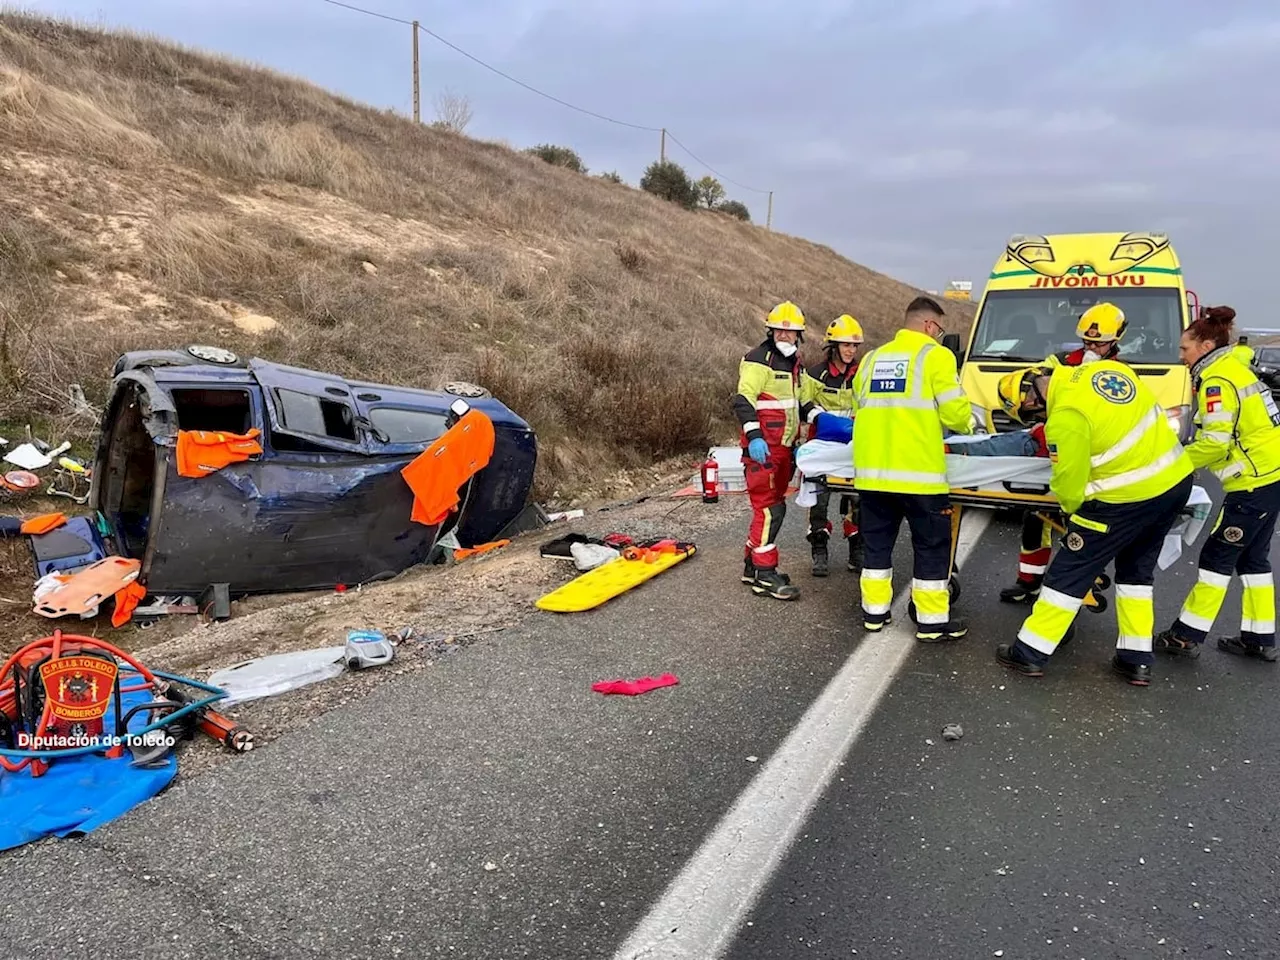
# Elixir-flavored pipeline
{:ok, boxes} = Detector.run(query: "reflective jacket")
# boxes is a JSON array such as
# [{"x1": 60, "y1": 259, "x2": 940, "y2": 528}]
[
  {"x1": 1232, "y1": 344, "x2": 1256, "y2": 368},
  {"x1": 733, "y1": 340, "x2": 814, "y2": 448},
  {"x1": 801, "y1": 357, "x2": 858, "y2": 417},
  {"x1": 851, "y1": 329, "x2": 972, "y2": 495},
  {"x1": 1043, "y1": 360, "x2": 1193, "y2": 515},
  {"x1": 1188, "y1": 346, "x2": 1280, "y2": 492}
]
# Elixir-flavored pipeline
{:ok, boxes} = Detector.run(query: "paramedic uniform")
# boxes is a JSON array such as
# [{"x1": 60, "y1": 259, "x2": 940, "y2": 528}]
[
  {"x1": 852, "y1": 328, "x2": 972, "y2": 639},
  {"x1": 1161, "y1": 346, "x2": 1280, "y2": 657},
  {"x1": 801, "y1": 357, "x2": 860, "y2": 568},
  {"x1": 1009, "y1": 361, "x2": 1194, "y2": 675}
]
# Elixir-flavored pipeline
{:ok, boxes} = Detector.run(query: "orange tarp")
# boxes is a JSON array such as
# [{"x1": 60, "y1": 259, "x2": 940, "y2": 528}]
[
  {"x1": 400, "y1": 409, "x2": 496, "y2": 526},
  {"x1": 176, "y1": 428, "x2": 263, "y2": 478}
]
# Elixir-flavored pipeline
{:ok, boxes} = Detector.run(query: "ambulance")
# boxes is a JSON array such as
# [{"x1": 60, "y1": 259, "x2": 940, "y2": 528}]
[{"x1": 951, "y1": 231, "x2": 1199, "y2": 442}]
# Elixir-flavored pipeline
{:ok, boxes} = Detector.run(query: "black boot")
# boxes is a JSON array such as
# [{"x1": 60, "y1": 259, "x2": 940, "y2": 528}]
[
  {"x1": 810, "y1": 538, "x2": 829, "y2": 578},
  {"x1": 999, "y1": 578, "x2": 1041, "y2": 604},
  {"x1": 742, "y1": 557, "x2": 756, "y2": 584},
  {"x1": 1217, "y1": 636, "x2": 1279, "y2": 662},
  {"x1": 1111, "y1": 655, "x2": 1151, "y2": 686},
  {"x1": 996, "y1": 642, "x2": 1046, "y2": 677},
  {"x1": 846, "y1": 535, "x2": 862, "y2": 572},
  {"x1": 1155, "y1": 628, "x2": 1202, "y2": 659},
  {"x1": 916, "y1": 618, "x2": 968, "y2": 643},
  {"x1": 752, "y1": 566, "x2": 801, "y2": 600}
]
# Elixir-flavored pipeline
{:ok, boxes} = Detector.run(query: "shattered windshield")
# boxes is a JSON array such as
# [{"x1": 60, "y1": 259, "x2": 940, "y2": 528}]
[{"x1": 969, "y1": 287, "x2": 1184, "y2": 364}]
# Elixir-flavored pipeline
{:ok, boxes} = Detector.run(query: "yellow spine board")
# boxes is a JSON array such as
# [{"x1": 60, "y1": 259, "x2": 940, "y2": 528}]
[{"x1": 535, "y1": 547, "x2": 697, "y2": 613}]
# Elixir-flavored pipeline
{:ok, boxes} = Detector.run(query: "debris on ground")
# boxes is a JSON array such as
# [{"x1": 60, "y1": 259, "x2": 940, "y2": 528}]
[{"x1": 942, "y1": 723, "x2": 964, "y2": 741}]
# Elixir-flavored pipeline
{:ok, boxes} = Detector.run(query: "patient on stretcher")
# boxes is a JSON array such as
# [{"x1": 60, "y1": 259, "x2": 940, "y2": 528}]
[{"x1": 811, "y1": 412, "x2": 1048, "y2": 458}]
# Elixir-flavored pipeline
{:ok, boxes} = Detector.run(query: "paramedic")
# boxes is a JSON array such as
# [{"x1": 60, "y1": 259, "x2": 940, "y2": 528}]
[
  {"x1": 1001, "y1": 302, "x2": 1129, "y2": 606},
  {"x1": 852, "y1": 296, "x2": 971, "y2": 641},
  {"x1": 732, "y1": 300, "x2": 816, "y2": 600},
  {"x1": 802, "y1": 314, "x2": 863, "y2": 577},
  {"x1": 994, "y1": 361, "x2": 1194, "y2": 686},
  {"x1": 1155, "y1": 309, "x2": 1280, "y2": 662}
]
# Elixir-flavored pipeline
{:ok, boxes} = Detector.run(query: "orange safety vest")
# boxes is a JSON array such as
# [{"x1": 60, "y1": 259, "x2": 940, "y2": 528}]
[
  {"x1": 176, "y1": 428, "x2": 264, "y2": 478},
  {"x1": 401, "y1": 409, "x2": 496, "y2": 526}
]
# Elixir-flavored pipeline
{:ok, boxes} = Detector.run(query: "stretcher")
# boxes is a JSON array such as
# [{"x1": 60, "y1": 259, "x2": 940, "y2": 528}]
[{"x1": 794, "y1": 437, "x2": 1212, "y2": 616}]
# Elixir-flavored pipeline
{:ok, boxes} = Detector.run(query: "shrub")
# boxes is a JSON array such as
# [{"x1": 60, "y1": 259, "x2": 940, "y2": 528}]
[
  {"x1": 525, "y1": 143, "x2": 586, "y2": 173},
  {"x1": 694, "y1": 175, "x2": 725, "y2": 209},
  {"x1": 719, "y1": 199, "x2": 751, "y2": 222},
  {"x1": 597, "y1": 170, "x2": 623, "y2": 184},
  {"x1": 640, "y1": 159, "x2": 697, "y2": 209},
  {"x1": 613, "y1": 240, "x2": 646, "y2": 273}
]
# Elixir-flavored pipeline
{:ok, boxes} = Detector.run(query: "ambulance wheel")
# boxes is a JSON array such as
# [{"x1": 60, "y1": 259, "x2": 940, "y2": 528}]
[
  {"x1": 1087, "y1": 593, "x2": 1109, "y2": 614},
  {"x1": 1094, "y1": 573, "x2": 1112, "y2": 592}
]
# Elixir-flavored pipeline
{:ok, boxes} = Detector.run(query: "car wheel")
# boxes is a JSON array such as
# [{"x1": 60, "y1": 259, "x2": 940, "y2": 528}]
[
  {"x1": 186, "y1": 344, "x2": 240, "y2": 365},
  {"x1": 444, "y1": 380, "x2": 492, "y2": 399}
]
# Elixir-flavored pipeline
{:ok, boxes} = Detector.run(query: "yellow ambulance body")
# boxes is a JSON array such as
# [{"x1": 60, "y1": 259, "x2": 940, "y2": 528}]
[{"x1": 958, "y1": 231, "x2": 1198, "y2": 442}]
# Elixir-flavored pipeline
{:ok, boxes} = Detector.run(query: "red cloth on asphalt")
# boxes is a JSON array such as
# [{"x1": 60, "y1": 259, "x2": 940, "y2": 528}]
[{"x1": 591, "y1": 673, "x2": 680, "y2": 696}]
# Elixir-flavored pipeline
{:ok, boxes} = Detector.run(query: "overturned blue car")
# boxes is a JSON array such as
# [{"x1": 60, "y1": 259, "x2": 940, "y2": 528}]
[{"x1": 90, "y1": 345, "x2": 537, "y2": 597}]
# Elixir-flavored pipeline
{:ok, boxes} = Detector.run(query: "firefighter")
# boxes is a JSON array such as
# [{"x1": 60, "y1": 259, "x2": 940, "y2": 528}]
[
  {"x1": 1000, "y1": 301, "x2": 1128, "y2": 606},
  {"x1": 1155, "y1": 308, "x2": 1280, "y2": 662},
  {"x1": 802, "y1": 314, "x2": 863, "y2": 577},
  {"x1": 993, "y1": 360, "x2": 1194, "y2": 686},
  {"x1": 732, "y1": 300, "x2": 816, "y2": 600},
  {"x1": 852, "y1": 296, "x2": 972, "y2": 641}
]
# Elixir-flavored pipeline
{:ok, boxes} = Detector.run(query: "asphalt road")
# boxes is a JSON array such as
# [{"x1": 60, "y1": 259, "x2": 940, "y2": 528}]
[{"x1": 3, "y1": 483, "x2": 1278, "y2": 960}]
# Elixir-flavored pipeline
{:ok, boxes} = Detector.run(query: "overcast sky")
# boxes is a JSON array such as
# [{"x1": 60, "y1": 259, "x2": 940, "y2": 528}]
[{"x1": 24, "y1": 0, "x2": 1280, "y2": 325}]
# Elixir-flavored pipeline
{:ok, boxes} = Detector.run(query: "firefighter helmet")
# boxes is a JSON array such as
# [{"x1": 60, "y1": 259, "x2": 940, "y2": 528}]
[
  {"x1": 765, "y1": 301, "x2": 806, "y2": 331},
  {"x1": 824, "y1": 314, "x2": 864, "y2": 345},
  {"x1": 997, "y1": 365, "x2": 1054, "y2": 424},
  {"x1": 1076, "y1": 302, "x2": 1127, "y2": 343}
]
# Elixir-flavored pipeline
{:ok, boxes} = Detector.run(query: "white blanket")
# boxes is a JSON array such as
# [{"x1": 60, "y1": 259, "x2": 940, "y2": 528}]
[{"x1": 793, "y1": 439, "x2": 1213, "y2": 571}]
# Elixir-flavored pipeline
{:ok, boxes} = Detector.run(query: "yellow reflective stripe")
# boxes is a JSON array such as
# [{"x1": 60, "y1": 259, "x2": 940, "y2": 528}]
[
  {"x1": 1202, "y1": 412, "x2": 1234, "y2": 424},
  {"x1": 754, "y1": 400, "x2": 794, "y2": 410},
  {"x1": 857, "y1": 468, "x2": 948, "y2": 485},
  {"x1": 1115, "y1": 581, "x2": 1154, "y2": 651},
  {"x1": 1085, "y1": 446, "x2": 1183, "y2": 495},
  {"x1": 1213, "y1": 462, "x2": 1245, "y2": 480},
  {"x1": 1068, "y1": 513, "x2": 1109, "y2": 534},
  {"x1": 1239, "y1": 381, "x2": 1268, "y2": 399},
  {"x1": 936, "y1": 386, "x2": 964, "y2": 404},
  {"x1": 1091, "y1": 404, "x2": 1160, "y2": 468},
  {"x1": 860, "y1": 567, "x2": 893, "y2": 614},
  {"x1": 1201, "y1": 431, "x2": 1233, "y2": 442}
]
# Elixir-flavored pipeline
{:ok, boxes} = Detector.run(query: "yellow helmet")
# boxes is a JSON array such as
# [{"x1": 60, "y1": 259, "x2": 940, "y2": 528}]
[
  {"x1": 824, "y1": 314, "x2": 864, "y2": 345},
  {"x1": 1076, "y1": 302, "x2": 1127, "y2": 342},
  {"x1": 766, "y1": 300, "x2": 806, "y2": 331},
  {"x1": 997, "y1": 365, "x2": 1054, "y2": 424}
]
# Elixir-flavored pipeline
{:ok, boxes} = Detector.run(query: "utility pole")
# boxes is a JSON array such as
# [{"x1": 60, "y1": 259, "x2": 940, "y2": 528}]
[
  {"x1": 412, "y1": 20, "x2": 420, "y2": 123},
  {"x1": 766, "y1": 191, "x2": 773, "y2": 230},
  {"x1": 660, "y1": 128, "x2": 666, "y2": 163}
]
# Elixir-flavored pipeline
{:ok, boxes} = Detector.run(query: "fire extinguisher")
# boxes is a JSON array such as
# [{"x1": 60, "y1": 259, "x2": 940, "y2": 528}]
[{"x1": 701, "y1": 453, "x2": 719, "y2": 503}]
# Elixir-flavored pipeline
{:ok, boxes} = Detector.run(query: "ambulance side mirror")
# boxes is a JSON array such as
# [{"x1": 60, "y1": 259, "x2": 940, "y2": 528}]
[{"x1": 941, "y1": 333, "x2": 964, "y2": 364}]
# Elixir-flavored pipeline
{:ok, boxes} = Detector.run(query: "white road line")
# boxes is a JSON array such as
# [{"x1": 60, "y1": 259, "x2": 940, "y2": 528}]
[{"x1": 612, "y1": 509, "x2": 995, "y2": 960}]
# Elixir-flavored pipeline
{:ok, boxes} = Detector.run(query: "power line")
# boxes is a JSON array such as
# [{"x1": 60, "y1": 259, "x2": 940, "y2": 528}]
[
  {"x1": 663, "y1": 130, "x2": 770, "y2": 196},
  {"x1": 416, "y1": 25, "x2": 661, "y2": 133},
  {"x1": 315, "y1": 0, "x2": 771, "y2": 197},
  {"x1": 319, "y1": 0, "x2": 414, "y2": 26}
]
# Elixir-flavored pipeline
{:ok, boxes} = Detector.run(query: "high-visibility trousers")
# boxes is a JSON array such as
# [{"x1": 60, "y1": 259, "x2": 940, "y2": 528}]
[
  {"x1": 859, "y1": 491, "x2": 950, "y2": 628},
  {"x1": 1172, "y1": 477, "x2": 1280, "y2": 648},
  {"x1": 1013, "y1": 474, "x2": 1193, "y2": 667},
  {"x1": 743, "y1": 443, "x2": 795, "y2": 570}
]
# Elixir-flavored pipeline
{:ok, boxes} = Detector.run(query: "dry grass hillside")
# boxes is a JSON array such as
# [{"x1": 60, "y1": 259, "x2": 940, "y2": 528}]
[{"x1": 0, "y1": 11, "x2": 974, "y2": 497}]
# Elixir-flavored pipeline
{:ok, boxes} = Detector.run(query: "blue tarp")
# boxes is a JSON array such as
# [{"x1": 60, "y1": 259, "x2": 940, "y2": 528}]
[{"x1": 0, "y1": 688, "x2": 178, "y2": 851}]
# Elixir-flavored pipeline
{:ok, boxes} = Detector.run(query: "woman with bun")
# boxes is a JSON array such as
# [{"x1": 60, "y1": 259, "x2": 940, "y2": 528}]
[{"x1": 1156, "y1": 305, "x2": 1280, "y2": 662}]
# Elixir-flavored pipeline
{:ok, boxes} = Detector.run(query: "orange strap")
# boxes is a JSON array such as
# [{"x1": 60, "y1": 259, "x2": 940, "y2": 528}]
[
  {"x1": 176, "y1": 428, "x2": 263, "y2": 478},
  {"x1": 20, "y1": 513, "x2": 68, "y2": 536},
  {"x1": 400, "y1": 410, "x2": 496, "y2": 526},
  {"x1": 111, "y1": 580, "x2": 148, "y2": 628},
  {"x1": 453, "y1": 539, "x2": 510, "y2": 561}
]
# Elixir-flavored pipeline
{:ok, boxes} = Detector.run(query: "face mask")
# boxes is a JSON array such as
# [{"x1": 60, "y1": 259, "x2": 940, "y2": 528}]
[
  {"x1": 775, "y1": 340, "x2": 797, "y2": 357},
  {"x1": 1082, "y1": 350, "x2": 1102, "y2": 363}
]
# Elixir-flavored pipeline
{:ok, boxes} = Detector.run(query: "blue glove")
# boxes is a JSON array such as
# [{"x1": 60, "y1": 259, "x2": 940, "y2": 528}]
[{"x1": 748, "y1": 438, "x2": 769, "y2": 464}]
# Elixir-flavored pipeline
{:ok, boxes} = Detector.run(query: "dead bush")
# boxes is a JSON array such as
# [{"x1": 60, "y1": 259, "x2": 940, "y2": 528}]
[{"x1": 613, "y1": 240, "x2": 647, "y2": 274}]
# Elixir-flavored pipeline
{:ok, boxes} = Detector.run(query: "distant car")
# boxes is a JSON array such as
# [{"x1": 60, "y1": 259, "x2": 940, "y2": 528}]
[
  {"x1": 90, "y1": 345, "x2": 537, "y2": 596},
  {"x1": 1253, "y1": 346, "x2": 1280, "y2": 395}
]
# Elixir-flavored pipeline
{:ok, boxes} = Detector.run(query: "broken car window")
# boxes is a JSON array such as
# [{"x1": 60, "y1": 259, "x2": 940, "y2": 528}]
[
  {"x1": 274, "y1": 388, "x2": 358, "y2": 442},
  {"x1": 368, "y1": 407, "x2": 450, "y2": 445}
]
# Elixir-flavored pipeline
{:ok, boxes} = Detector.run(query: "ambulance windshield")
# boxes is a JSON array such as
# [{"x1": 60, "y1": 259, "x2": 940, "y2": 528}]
[{"x1": 969, "y1": 287, "x2": 1183, "y2": 364}]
